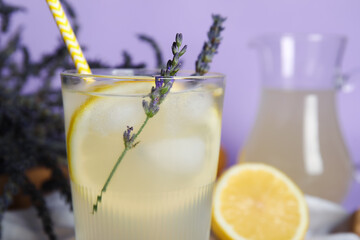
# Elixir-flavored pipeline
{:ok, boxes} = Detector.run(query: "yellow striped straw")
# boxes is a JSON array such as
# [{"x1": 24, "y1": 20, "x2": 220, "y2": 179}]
[{"x1": 45, "y1": 0, "x2": 91, "y2": 74}]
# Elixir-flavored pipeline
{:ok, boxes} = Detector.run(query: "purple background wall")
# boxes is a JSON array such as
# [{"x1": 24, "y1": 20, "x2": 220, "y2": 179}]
[{"x1": 12, "y1": 0, "x2": 360, "y2": 204}]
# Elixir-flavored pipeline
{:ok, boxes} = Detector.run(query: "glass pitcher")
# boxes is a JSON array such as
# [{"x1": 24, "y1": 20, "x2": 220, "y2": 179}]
[{"x1": 239, "y1": 33, "x2": 356, "y2": 232}]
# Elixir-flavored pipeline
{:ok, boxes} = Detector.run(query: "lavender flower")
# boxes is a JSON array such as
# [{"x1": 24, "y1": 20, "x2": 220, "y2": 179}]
[
  {"x1": 143, "y1": 33, "x2": 187, "y2": 118},
  {"x1": 123, "y1": 126, "x2": 139, "y2": 149},
  {"x1": 195, "y1": 14, "x2": 226, "y2": 76}
]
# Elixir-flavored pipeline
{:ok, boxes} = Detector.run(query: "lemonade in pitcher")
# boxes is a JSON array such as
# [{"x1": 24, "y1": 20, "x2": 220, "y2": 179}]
[
  {"x1": 240, "y1": 34, "x2": 354, "y2": 235},
  {"x1": 61, "y1": 69, "x2": 225, "y2": 240}
]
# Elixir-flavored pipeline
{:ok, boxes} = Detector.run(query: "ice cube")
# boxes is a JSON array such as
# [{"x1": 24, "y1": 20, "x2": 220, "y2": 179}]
[
  {"x1": 180, "y1": 92, "x2": 213, "y2": 120},
  {"x1": 143, "y1": 137, "x2": 205, "y2": 174},
  {"x1": 90, "y1": 100, "x2": 143, "y2": 135}
]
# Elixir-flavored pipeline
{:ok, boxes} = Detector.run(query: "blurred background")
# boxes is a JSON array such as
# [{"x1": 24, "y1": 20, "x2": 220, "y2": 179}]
[{"x1": 8, "y1": 0, "x2": 360, "y2": 205}]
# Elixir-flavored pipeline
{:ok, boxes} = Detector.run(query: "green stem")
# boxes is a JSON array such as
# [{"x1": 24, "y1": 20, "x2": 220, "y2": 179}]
[
  {"x1": 134, "y1": 116, "x2": 150, "y2": 140},
  {"x1": 92, "y1": 116, "x2": 150, "y2": 214}
]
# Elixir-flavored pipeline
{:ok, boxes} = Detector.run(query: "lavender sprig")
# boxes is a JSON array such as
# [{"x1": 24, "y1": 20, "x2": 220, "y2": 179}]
[
  {"x1": 194, "y1": 14, "x2": 226, "y2": 76},
  {"x1": 143, "y1": 33, "x2": 186, "y2": 117},
  {"x1": 92, "y1": 33, "x2": 187, "y2": 214}
]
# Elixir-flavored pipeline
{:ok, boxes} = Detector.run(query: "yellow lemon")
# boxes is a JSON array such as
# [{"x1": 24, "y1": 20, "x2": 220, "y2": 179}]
[
  {"x1": 212, "y1": 163, "x2": 308, "y2": 240},
  {"x1": 66, "y1": 81, "x2": 153, "y2": 186}
]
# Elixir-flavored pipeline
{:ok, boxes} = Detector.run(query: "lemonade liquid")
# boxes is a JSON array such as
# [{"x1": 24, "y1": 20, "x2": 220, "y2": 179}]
[
  {"x1": 241, "y1": 88, "x2": 353, "y2": 203},
  {"x1": 62, "y1": 79, "x2": 224, "y2": 240}
]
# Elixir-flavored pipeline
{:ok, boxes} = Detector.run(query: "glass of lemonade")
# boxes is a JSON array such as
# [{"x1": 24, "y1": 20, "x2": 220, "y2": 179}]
[{"x1": 61, "y1": 69, "x2": 225, "y2": 240}]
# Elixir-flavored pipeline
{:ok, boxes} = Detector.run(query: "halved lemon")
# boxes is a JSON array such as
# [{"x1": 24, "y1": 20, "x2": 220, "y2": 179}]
[{"x1": 212, "y1": 163, "x2": 308, "y2": 240}]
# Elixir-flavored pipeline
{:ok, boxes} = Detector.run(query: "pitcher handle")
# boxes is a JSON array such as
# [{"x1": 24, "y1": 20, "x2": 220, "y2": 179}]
[
  {"x1": 336, "y1": 68, "x2": 360, "y2": 183},
  {"x1": 336, "y1": 67, "x2": 360, "y2": 92}
]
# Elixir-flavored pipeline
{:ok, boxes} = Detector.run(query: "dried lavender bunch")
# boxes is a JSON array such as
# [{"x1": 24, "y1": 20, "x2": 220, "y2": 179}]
[
  {"x1": 41, "y1": 158, "x2": 72, "y2": 211},
  {"x1": 195, "y1": 14, "x2": 226, "y2": 76},
  {"x1": 0, "y1": 0, "x2": 25, "y2": 32},
  {"x1": 92, "y1": 33, "x2": 187, "y2": 213},
  {"x1": 114, "y1": 51, "x2": 146, "y2": 69},
  {"x1": 20, "y1": 175, "x2": 56, "y2": 240},
  {"x1": 0, "y1": 86, "x2": 67, "y2": 240},
  {"x1": 138, "y1": 34, "x2": 164, "y2": 68}
]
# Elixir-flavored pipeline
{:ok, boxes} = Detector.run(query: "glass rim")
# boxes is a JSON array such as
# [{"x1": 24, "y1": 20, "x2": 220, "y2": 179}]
[
  {"x1": 61, "y1": 68, "x2": 225, "y2": 81},
  {"x1": 252, "y1": 32, "x2": 347, "y2": 42}
]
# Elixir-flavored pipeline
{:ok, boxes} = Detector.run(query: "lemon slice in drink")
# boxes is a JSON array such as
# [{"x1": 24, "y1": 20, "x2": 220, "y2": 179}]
[
  {"x1": 66, "y1": 81, "x2": 153, "y2": 186},
  {"x1": 212, "y1": 163, "x2": 308, "y2": 240}
]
